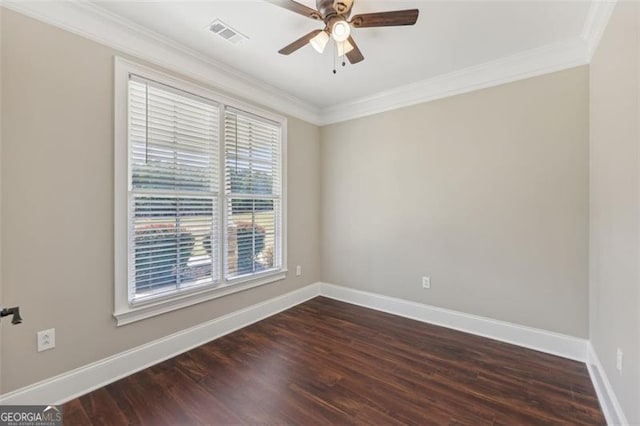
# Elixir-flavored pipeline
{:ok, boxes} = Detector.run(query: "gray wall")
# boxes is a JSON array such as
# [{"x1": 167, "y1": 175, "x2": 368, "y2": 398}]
[
  {"x1": 589, "y1": 2, "x2": 640, "y2": 424},
  {"x1": 321, "y1": 67, "x2": 589, "y2": 337},
  {"x1": 0, "y1": 9, "x2": 321, "y2": 393}
]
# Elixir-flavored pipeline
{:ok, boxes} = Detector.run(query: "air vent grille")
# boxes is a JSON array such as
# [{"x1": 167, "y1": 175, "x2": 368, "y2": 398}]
[{"x1": 208, "y1": 19, "x2": 248, "y2": 45}]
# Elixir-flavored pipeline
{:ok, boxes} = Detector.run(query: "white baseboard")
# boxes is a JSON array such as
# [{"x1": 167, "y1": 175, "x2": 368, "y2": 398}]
[
  {"x1": 1, "y1": 281, "x2": 610, "y2": 421},
  {"x1": 586, "y1": 342, "x2": 629, "y2": 426},
  {"x1": 319, "y1": 283, "x2": 588, "y2": 362},
  {"x1": 0, "y1": 283, "x2": 321, "y2": 405}
]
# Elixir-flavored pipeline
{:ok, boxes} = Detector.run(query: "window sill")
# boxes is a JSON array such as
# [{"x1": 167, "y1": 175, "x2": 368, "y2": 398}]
[{"x1": 113, "y1": 269, "x2": 287, "y2": 326}]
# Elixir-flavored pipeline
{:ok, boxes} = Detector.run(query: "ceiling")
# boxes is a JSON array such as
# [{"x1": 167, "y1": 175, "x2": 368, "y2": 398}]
[
  {"x1": 92, "y1": 1, "x2": 592, "y2": 109},
  {"x1": 4, "y1": 0, "x2": 608, "y2": 124}
]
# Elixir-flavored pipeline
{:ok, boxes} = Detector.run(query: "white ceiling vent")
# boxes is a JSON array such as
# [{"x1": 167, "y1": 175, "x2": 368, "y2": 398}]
[{"x1": 207, "y1": 19, "x2": 248, "y2": 45}]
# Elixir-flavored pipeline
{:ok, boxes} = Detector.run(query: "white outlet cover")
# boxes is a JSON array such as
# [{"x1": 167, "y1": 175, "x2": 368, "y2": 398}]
[
  {"x1": 37, "y1": 328, "x2": 55, "y2": 352},
  {"x1": 616, "y1": 348, "x2": 623, "y2": 374},
  {"x1": 296, "y1": 265, "x2": 302, "y2": 276},
  {"x1": 422, "y1": 276, "x2": 431, "y2": 289}
]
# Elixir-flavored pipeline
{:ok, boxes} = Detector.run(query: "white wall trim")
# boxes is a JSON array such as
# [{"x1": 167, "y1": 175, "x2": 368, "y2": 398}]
[
  {"x1": 318, "y1": 38, "x2": 589, "y2": 125},
  {"x1": 0, "y1": 280, "x2": 610, "y2": 414},
  {"x1": 586, "y1": 342, "x2": 629, "y2": 426},
  {"x1": 0, "y1": 281, "x2": 610, "y2": 417},
  {"x1": 0, "y1": 0, "x2": 323, "y2": 125},
  {"x1": 0, "y1": 283, "x2": 321, "y2": 405},
  {"x1": 2, "y1": 1, "x2": 596, "y2": 126},
  {"x1": 319, "y1": 283, "x2": 588, "y2": 362},
  {"x1": 581, "y1": 0, "x2": 618, "y2": 61}
]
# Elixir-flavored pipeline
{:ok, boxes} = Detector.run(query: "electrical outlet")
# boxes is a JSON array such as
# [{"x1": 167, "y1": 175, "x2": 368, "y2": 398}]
[
  {"x1": 37, "y1": 328, "x2": 55, "y2": 352},
  {"x1": 616, "y1": 348, "x2": 623, "y2": 375},
  {"x1": 296, "y1": 265, "x2": 302, "y2": 276},
  {"x1": 422, "y1": 276, "x2": 431, "y2": 289}
]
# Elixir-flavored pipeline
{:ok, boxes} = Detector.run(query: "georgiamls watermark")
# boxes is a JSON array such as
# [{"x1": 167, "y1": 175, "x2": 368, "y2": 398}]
[{"x1": 0, "y1": 405, "x2": 62, "y2": 426}]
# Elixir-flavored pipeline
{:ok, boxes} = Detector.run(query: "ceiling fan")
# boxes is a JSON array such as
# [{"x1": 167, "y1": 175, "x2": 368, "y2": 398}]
[{"x1": 267, "y1": 0, "x2": 419, "y2": 66}]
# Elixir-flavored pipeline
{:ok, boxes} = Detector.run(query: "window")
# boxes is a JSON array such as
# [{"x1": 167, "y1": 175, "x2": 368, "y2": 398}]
[
  {"x1": 115, "y1": 58, "x2": 286, "y2": 325},
  {"x1": 224, "y1": 108, "x2": 282, "y2": 281},
  {"x1": 128, "y1": 76, "x2": 220, "y2": 301}
]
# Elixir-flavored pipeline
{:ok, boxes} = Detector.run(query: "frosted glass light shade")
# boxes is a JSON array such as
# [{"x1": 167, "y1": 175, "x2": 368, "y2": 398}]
[
  {"x1": 310, "y1": 30, "x2": 330, "y2": 53},
  {"x1": 331, "y1": 20, "x2": 351, "y2": 42},
  {"x1": 336, "y1": 39, "x2": 354, "y2": 56}
]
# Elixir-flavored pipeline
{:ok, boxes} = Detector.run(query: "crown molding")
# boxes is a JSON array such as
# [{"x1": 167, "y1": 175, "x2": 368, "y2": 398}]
[
  {"x1": 581, "y1": 0, "x2": 617, "y2": 60},
  {"x1": 318, "y1": 38, "x2": 589, "y2": 125},
  {"x1": 0, "y1": 0, "x2": 323, "y2": 125},
  {"x1": 2, "y1": 0, "x2": 602, "y2": 127}
]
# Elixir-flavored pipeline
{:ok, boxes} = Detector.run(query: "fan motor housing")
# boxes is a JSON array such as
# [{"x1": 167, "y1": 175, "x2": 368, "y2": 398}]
[
  {"x1": 316, "y1": 0, "x2": 353, "y2": 20},
  {"x1": 333, "y1": 0, "x2": 353, "y2": 14}
]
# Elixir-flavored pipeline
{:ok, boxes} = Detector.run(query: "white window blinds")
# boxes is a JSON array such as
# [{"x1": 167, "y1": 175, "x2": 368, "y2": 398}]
[
  {"x1": 128, "y1": 75, "x2": 219, "y2": 302},
  {"x1": 224, "y1": 107, "x2": 282, "y2": 280}
]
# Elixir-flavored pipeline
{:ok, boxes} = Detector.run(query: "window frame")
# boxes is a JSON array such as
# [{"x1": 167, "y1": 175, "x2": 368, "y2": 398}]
[{"x1": 114, "y1": 57, "x2": 287, "y2": 326}]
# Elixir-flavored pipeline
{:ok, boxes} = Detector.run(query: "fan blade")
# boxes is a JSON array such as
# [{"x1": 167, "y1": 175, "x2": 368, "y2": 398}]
[
  {"x1": 345, "y1": 36, "x2": 364, "y2": 64},
  {"x1": 265, "y1": 0, "x2": 321, "y2": 20},
  {"x1": 350, "y1": 9, "x2": 419, "y2": 28},
  {"x1": 278, "y1": 29, "x2": 323, "y2": 55}
]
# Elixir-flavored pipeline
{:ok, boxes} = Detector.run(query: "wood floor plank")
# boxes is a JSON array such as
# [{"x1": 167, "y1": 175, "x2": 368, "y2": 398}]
[
  {"x1": 78, "y1": 388, "x2": 129, "y2": 425},
  {"x1": 63, "y1": 399, "x2": 92, "y2": 425},
  {"x1": 63, "y1": 297, "x2": 605, "y2": 425}
]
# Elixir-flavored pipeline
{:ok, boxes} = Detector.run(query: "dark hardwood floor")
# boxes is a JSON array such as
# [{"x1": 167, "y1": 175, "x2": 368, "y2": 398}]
[{"x1": 64, "y1": 297, "x2": 605, "y2": 425}]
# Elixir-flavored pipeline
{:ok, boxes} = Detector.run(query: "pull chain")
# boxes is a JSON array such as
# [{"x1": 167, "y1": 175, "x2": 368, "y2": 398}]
[
  {"x1": 332, "y1": 41, "x2": 337, "y2": 74},
  {"x1": 331, "y1": 41, "x2": 347, "y2": 74}
]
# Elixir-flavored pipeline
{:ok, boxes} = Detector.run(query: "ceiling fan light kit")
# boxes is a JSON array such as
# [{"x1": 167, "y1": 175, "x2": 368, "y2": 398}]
[
  {"x1": 336, "y1": 39, "x2": 354, "y2": 56},
  {"x1": 331, "y1": 20, "x2": 351, "y2": 42},
  {"x1": 310, "y1": 30, "x2": 330, "y2": 53},
  {"x1": 268, "y1": 0, "x2": 419, "y2": 70}
]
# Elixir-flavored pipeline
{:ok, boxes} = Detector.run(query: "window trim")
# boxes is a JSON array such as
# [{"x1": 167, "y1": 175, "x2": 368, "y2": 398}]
[{"x1": 114, "y1": 57, "x2": 287, "y2": 326}]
